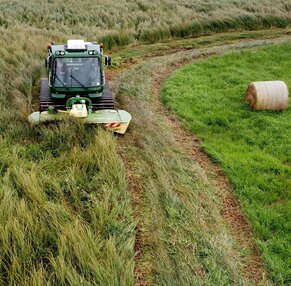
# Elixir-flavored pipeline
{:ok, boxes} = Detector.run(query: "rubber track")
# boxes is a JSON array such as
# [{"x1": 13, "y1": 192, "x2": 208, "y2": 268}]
[{"x1": 39, "y1": 78, "x2": 114, "y2": 112}]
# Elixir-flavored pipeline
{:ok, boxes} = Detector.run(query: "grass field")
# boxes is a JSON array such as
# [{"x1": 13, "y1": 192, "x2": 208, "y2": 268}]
[
  {"x1": 0, "y1": 0, "x2": 290, "y2": 284},
  {"x1": 162, "y1": 44, "x2": 291, "y2": 284},
  {"x1": 1, "y1": 29, "x2": 283, "y2": 284}
]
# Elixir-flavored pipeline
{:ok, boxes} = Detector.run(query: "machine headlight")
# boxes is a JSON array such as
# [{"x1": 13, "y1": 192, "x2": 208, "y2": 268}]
[{"x1": 55, "y1": 51, "x2": 65, "y2": 56}]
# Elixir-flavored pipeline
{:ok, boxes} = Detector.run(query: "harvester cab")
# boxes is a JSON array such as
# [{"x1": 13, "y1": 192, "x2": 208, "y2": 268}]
[{"x1": 29, "y1": 40, "x2": 131, "y2": 134}]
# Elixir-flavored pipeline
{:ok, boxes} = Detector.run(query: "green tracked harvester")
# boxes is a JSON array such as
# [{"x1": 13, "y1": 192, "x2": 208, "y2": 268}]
[{"x1": 29, "y1": 40, "x2": 131, "y2": 134}]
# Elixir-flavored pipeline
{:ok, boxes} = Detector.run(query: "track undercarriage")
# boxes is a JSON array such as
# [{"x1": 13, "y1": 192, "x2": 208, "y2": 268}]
[{"x1": 39, "y1": 78, "x2": 114, "y2": 112}]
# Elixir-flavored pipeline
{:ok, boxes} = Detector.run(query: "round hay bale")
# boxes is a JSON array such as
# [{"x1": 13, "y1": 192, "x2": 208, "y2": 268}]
[{"x1": 246, "y1": 81, "x2": 288, "y2": 111}]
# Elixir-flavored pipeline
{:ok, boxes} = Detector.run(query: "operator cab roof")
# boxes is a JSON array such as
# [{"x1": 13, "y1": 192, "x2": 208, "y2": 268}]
[
  {"x1": 51, "y1": 40, "x2": 101, "y2": 54},
  {"x1": 67, "y1": 40, "x2": 86, "y2": 51}
]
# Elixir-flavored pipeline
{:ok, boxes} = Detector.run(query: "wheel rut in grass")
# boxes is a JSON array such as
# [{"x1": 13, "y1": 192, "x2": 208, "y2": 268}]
[{"x1": 118, "y1": 143, "x2": 149, "y2": 286}]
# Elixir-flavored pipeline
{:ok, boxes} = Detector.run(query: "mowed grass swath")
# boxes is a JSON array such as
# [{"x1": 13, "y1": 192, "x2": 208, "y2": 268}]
[
  {"x1": 162, "y1": 44, "x2": 291, "y2": 284},
  {"x1": 113, "y1": 51, "x2": 270, "y2": 285},
  {"x1": 0, "y1": 0, "x2": 291, "y2": 48}
]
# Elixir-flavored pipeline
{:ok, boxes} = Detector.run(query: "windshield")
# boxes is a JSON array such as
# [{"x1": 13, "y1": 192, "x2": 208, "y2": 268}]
[{"x1": 53, "y1": 57, "x2": 101, "y2": 88}]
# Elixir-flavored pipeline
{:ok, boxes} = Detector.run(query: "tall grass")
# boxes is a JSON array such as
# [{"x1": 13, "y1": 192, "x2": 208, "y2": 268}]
[
  {"x1": 0, "y1": 27, "x2": 135, "y2": 285},
  {"x1": 0, "y1": 1, "x2": 291, "y2": 48},
  {"x1": 0, "y1": 120, "x2": 135, "y2": 285}
]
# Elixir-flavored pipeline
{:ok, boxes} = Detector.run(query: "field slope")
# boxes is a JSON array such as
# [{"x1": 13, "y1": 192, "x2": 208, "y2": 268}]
[{"x1": 162, "y1": 44, "x2": 291, "y2": 284}]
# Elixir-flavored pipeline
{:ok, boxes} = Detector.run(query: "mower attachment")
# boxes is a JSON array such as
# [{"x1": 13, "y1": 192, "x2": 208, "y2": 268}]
[{"x1": 28, "y1": 107, "x2": 132, "y2": 134}]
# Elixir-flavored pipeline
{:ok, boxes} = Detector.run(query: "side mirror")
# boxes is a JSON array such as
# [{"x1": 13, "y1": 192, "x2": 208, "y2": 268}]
[
  {"x1": 105, "y1": 55, "x2": 111, "y2": 66},
  {"x1": 46, "y1": 56, "x2": 52, "y2": 69}
]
